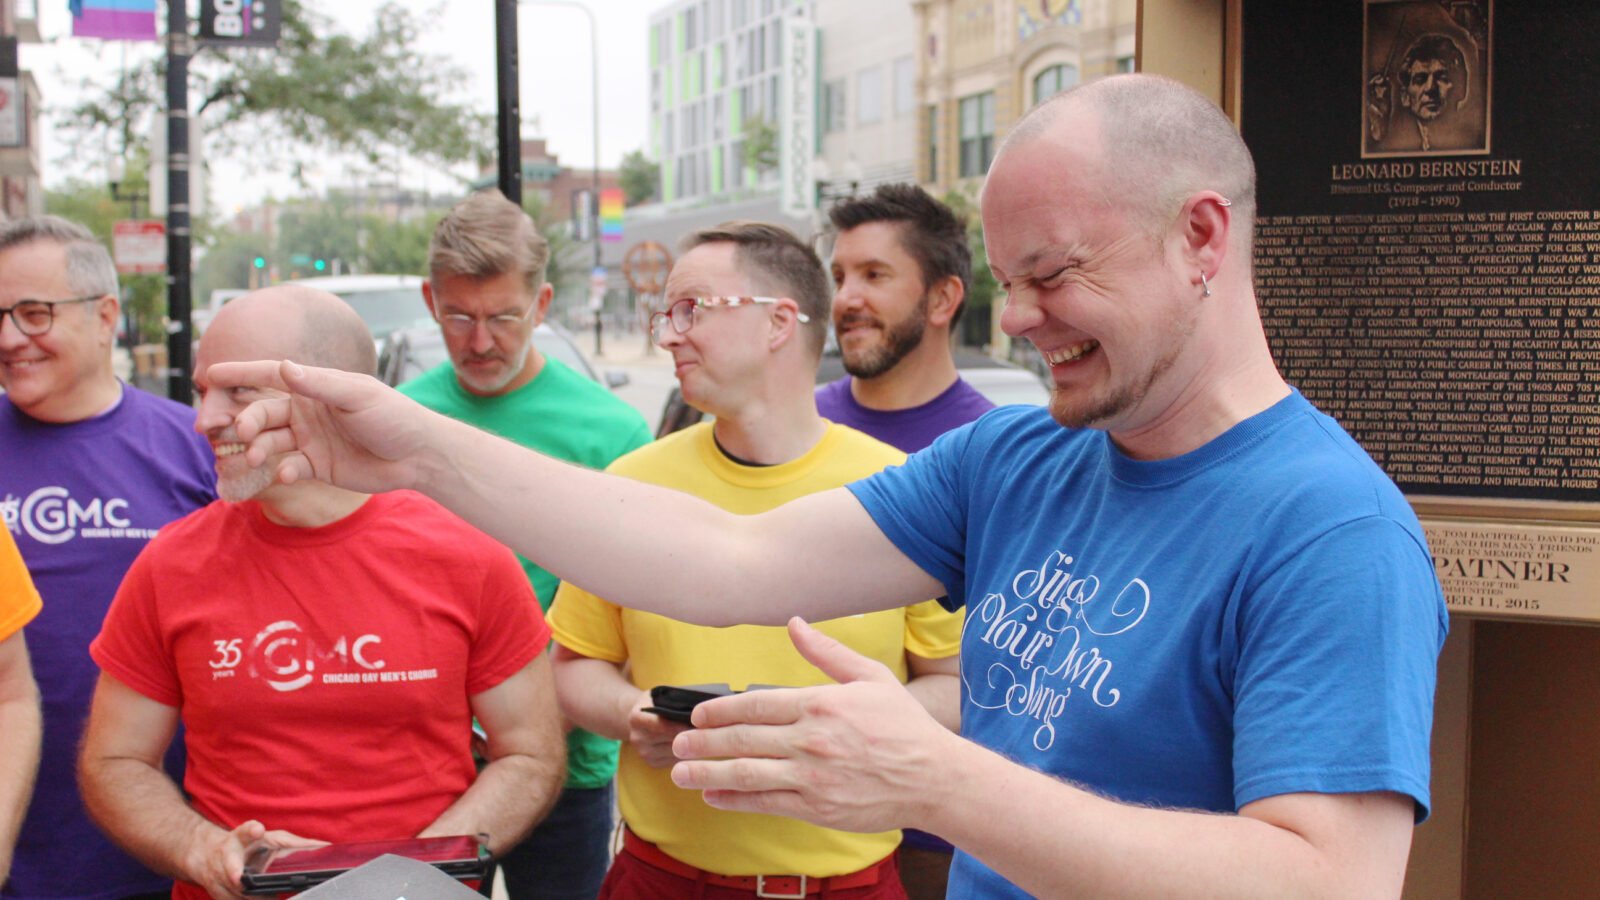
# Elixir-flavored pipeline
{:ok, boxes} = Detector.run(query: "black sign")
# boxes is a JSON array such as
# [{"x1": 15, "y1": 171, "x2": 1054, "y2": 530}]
[
  {"x1": 198, "y1": 0, "x2": 282, "y2": 48},
  {"x1": 1241, "y1": 0, "x2": 1600, "y2": 506},
  {"x1": 0, "y1": 36, "x2": 17, "y2": 78}
]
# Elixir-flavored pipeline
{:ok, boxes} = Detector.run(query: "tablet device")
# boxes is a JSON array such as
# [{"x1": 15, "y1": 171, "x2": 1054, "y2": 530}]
[{"x1": 240, "y1": 835, "x2": 488, "y2": 896}]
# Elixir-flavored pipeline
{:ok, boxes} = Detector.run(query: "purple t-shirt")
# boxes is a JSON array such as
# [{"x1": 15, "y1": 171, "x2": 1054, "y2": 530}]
[
  {"x1": 815, "y1": 376, "x2": 994, "y2": 454},
  {"x1": 2, "y1": 384, "x2": 216, "y2": 900}
]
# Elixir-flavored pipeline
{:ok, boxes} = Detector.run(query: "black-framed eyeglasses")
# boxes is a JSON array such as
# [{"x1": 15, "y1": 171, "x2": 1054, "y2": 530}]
[
  {"x1": 433, "y1": 304, "x2": 537, "y2": 337},
  {"x1": 0, "y1": 296, "x2": 103, "y2": 337},
  {"x1": 648, "y1": 296, "x2": 810, "y2": 344}
]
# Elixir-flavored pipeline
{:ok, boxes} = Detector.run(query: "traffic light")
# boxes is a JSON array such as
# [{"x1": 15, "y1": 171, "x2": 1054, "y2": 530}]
[
  {"x1": 313, "y1": 258, "x2": 327, "y2": 272},
  {"x1": 253, "y1": 256, "x2": 266, "y2": 269}
]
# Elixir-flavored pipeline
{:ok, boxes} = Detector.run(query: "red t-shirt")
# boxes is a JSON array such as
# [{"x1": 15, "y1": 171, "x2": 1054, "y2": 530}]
[{"x1": 91, "y1": 491, "x2": 548, "y2": 896}]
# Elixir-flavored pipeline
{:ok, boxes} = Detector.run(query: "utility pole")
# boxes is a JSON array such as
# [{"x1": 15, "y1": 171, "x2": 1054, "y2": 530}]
[
  {"x1": 495, "y1": 1, "x2": 521, "y2": 206},
  {"x1": 165, "y1": 0, "x2": 193, "y2": 405}
]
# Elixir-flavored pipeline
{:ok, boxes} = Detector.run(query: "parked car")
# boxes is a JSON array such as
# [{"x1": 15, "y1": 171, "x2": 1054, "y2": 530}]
[
  {"x1": 376, "y1": 320, "x2": 629, "y2": 391},
  {"x1": 289, "y1": 274, "x2": 429, "y2": 344},
  {"x1": 655, "y1": 346, "x2": 1050, "y2": 437}
]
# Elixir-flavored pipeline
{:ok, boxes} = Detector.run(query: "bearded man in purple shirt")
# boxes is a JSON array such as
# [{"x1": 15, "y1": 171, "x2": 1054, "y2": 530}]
[
  {"x1": 0, "y1": 216, "x2": 215, "y2": 900},
  {"x1": 815, "y1": 184, "x2": 994, "y2": 459}
]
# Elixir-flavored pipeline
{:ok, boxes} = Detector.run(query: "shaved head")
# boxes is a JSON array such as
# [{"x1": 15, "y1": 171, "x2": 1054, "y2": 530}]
[
  {"x1": 997, "y1": 74, "x2": 1256, "y2": 242},
  {"x1": 211, "y1": 285, "x2": 377, "y2": 376}
]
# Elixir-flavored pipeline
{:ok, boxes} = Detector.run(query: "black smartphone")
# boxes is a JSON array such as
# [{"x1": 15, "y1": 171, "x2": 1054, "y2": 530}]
[
  {"x1": 643, "y1": 683, "x2": 783, "y2": 724},
  {"x1": 239, "y1": 835, "x2": 489, "y2": 895}
]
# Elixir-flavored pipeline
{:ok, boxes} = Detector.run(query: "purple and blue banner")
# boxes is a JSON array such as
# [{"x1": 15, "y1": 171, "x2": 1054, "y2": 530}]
[{"x1": 69, "y1": 0, "x2": 158, "y2": 42}]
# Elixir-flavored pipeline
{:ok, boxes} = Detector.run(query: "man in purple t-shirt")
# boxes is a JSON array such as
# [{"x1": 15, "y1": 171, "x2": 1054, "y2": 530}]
[
  {"x1": 816, "y1": 184, "x2": 993, "y2": 457},
  {"x1": 0, "y1": 216, "x2": 216, "y2": 900},
  {"x1": 816, "y1": 186, "x2": 991, "y2": 896}
]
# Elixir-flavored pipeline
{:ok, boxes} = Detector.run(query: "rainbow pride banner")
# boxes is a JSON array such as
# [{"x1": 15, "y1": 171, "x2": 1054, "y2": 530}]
[
  {"x1": 599, "y1": 188, "x2": 625, "y2": 243},
  {"x1": 69, "y1": 0, "x2": 158, "y2": 42}
]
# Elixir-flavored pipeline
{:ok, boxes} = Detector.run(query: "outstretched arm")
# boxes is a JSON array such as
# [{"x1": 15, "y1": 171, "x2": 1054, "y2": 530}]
[
  {"x1": 210, "y1": 361, "x2": 942, "y2": 625},
  {"x1": 672, "y1": 620, "x2": 1413, "y2": 899},
  {"x1": 79, "y1": 674, "x2": 324, "y2": 900},
  {"x1": 420, "y1": 655, "x2": 567, "y2": 855},
  {"x1": 0, "y1": 631, "x2": 39, "y2": 883}
]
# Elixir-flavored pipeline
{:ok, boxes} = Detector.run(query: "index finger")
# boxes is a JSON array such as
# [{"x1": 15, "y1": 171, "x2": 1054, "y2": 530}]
[
  {"x1": 205, "y1": 359, "x2": 294, "y2": 393},
  {"x1": 689, "y1": 686, "x2": 811, "y2": 729}
]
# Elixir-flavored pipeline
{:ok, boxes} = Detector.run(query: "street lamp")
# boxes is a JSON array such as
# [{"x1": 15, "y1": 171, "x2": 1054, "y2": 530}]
[{"x1": 521, "y1": 0, "x2": 603, "y2": 356}]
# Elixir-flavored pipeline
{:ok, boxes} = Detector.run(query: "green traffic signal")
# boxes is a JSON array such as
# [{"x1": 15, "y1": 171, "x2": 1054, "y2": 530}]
[
  {"x1": 314, "y1": 259, "x2": 327, "y2": 272},
  {"x1": 253, "y1": 256, "x2": 266, "y2": 269}
]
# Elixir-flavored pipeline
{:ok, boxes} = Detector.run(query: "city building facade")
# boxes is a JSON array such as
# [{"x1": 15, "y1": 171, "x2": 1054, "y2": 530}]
[
  {"x1": 913, "y1": 0, "x2": 1137, "y2": 194},
  {"x1": 0, "y1": 0, "x2": 44, "y2": 221}
]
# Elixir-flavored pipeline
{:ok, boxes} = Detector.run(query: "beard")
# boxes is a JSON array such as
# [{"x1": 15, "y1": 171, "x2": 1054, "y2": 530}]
[
  {"x1": 1047, "y1": 306, "x2": 1193, "y2": 431},
  {"x1": 839, "y1": 294, "x2": 930, "y2": 379},
  {"x1": 217, "y1": 460, "x2": 276, "y2": 503}
]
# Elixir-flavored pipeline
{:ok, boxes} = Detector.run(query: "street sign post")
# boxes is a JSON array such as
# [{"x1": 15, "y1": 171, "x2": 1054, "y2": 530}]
[{"x1": 112, "y1": 220, "x2": 167, "y2": 275}]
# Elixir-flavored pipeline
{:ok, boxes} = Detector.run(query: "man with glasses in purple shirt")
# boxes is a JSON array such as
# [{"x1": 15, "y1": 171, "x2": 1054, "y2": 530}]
[{"x1": 0, "y1": 216, "x2": 215, "y2": 900}]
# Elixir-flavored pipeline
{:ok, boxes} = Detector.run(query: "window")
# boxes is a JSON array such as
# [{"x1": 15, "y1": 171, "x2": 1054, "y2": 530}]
[
  {"x1": 893, "y1": 56, "x2": 915, "y2": 117},
  {"x1": 1116, "y1": 55, "x2": 1135, "y2": 73},
  {"x1": 1032, "y1": 63, "x2": 1078, "y2": 106},
  {"x1": 958, "y1": 92, "x2": 995, "y2": 178},
  {"x1": 925, "y1": 104, "x2": 938, "y2": 181},
  {"x1": 684, "y1": 8, "x2": 698, "y2": 51},
  {"x1": 823, "y1": 79, "x2": 847, "y2": 134},
  {"x1": 857, "y1": 66, "x2": 883, "y2": 125}
]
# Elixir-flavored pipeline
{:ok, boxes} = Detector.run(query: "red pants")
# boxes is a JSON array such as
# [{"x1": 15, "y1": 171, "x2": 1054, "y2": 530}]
[{"x1": 598, "y1": 836, "x2": 908, "y2": 900}]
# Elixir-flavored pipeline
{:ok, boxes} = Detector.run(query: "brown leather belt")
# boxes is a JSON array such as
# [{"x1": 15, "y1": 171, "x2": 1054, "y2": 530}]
[{"x1": 620, "y1": 828, "x2": 894, "y2": 898}]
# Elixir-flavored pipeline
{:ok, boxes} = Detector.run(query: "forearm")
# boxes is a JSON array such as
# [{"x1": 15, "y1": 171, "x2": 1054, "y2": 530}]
[
  {"x1": 420, "y1": 752, "x2": 565, "y2": 856},
  {"x1": 554, "y1": 654, "x2": 640, "y2": 741},
  {"x1": 0, "y1": 694, "x2": 40, "y2": 880},
  {"x1": 79, "y1": 757, "x2": 227, "y2": 882},
  {"x1": 921, "y1": 740, "x2": 1398, "y2": 899},
  {"x1": 903, "y1": 672, "x2": 960, "y2": 732},
  {"x1": 413, "y1": 421, "x2": 925, "y2": 625}
]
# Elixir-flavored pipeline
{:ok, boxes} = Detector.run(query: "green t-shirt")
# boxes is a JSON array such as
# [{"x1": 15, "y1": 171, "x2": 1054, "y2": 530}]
[{"x1": 402, "y1": 355, "x2": 652, "y2": 788}]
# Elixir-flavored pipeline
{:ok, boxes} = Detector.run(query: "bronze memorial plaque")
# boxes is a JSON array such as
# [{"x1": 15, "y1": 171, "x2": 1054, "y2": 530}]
[{"x1": 1239, "y1": 0, "x2": 1600, "y2": 623}]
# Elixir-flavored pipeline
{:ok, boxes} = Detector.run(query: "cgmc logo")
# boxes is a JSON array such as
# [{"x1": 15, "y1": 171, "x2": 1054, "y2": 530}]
[
  {"x1": 2, "y1": 487, "x2": 138, "y2": 545},
  {"x1": 209, "y1": 620, "x2": 386, "y2": 692}
]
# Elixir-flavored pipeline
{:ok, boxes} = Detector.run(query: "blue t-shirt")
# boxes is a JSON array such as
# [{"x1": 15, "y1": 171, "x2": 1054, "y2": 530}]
[
  {"x1": 2, "y1": 384, "x2": 217, "y2": 900},
  {"x1": 849, "y1": 392, "x2": 1447, "y2": 900},
  {"x1": 815, "y1": 376, "x2": 993, "y2": 454}
]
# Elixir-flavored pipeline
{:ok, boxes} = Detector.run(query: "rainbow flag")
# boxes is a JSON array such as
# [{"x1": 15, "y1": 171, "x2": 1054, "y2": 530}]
[
  {"x1": 70, "y1": 0, "x2": 158, "y2": 42},
  {"x1": 600, "y1": 188, "x2": 624, "y2": 243}
]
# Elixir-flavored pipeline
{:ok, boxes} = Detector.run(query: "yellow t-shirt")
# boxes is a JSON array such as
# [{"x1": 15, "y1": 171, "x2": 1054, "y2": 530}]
[
  {"x1": 0, "y1": 528, "x2": 43, "y2": 641},
  {"x1": 549, "y1": 422, "x2": 962, "y2": 877}
]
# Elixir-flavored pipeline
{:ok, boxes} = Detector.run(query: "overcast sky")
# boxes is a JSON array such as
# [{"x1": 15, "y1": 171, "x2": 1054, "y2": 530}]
[{"x1": 25, "y1": 0, "x2": 660, "y2": 214}]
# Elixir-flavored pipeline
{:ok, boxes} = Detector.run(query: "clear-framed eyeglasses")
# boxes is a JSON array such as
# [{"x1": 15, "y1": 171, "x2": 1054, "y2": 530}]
[
  {"x1": 648, "y1": 296, "x2": 810, "y2": 344},
  {"x1": 434, "y1": 304, "x2": 537, "y2": 337},
  {"x1": 0, "y1": 296, "x2": 102, "y2": 337}
]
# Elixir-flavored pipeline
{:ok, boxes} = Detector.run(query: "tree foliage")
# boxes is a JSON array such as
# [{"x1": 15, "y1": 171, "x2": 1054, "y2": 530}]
[
  {"x1": 61, "y1": 1, "x2": 490, "y2": 174},
  {"x1": 619, "y1": 149, "x2": 659, "y2": 206},
  {"x1": 741, "y1": 117, "x2": 779, "y2": 174}
]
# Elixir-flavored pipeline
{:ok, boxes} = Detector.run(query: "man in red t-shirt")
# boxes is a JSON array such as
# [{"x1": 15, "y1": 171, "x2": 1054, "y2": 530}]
[{"x1": 78, "y1": 286, "x2": 566, "y2": 900}]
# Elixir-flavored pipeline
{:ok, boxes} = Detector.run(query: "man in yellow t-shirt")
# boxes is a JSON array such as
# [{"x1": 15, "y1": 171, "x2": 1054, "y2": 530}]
[
  {"x1": 0, "y1": 526, "x2": 43, "y2": 884},
  {"x1": 548, "y1": 222, "x2": 962, "y2": 899}
]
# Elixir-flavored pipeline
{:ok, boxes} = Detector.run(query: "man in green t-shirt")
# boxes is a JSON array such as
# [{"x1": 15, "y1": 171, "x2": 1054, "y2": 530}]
[{"x1": 401, "y1": 189, "x2": 651, "y2": 899}]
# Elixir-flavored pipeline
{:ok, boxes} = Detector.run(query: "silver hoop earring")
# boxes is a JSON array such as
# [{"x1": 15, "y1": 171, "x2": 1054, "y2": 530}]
[{"x1": 1200, "y1": 272, "x2": 1212, "y2": 298}]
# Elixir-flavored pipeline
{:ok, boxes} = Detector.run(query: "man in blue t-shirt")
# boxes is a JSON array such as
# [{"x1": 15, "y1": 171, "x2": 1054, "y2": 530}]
[
  {"x1": 0, "y1": 216, "x2": 216, "y2": 900},
  {"x1": 817, "y1": 184, "x2": 993, "y2": 455},
  {"x1": 209, "y1": 74, "x2": 1447, "y2": 899}
]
